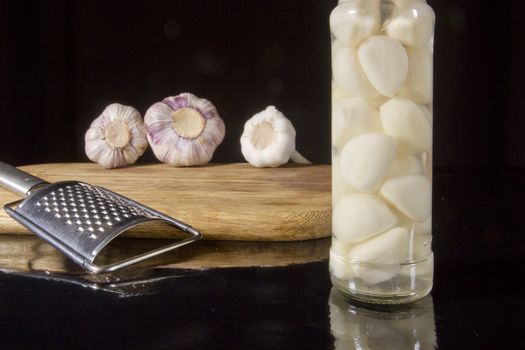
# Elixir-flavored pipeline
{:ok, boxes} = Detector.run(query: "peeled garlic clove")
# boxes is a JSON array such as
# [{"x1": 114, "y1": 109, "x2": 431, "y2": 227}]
[
  {"x1": 358, "y1": 35, "x2": 408, "y2": 97},
  {"x1": 349, "y1": 227, "x2": 409, "y2": 284},
  {"x1": 332, "y1": 154, "x2": 359, "y2": 207},
  {"x1": 332, "y1": 97, "x2": 381, "y2": 150},
  {"x1": 350, "y1": 227, "x2": 409, "y2": 264},
  {"x1": 144, "y1": 93, "x2": 225, "y2": 167},
  {"x1": 399, "y1": 213, "x2": 432, "y2": 235},
  {"x1": 380, "y1": 98, "x2": 432, "y2": 154},
  {"x1": 332, "y1": 84, "x2": 351, "y2": 102},
  {"x1": 330, "y1": 236, "x2": 357, "y2": 280},
  {"x1": 398, "y1": 47, "x2": 433, "y2": 104},
  {"x1": 352, "y1": 261, "x2": 401, "y2": 285},
  {"x1": 391, "y1": 0, "x2": 425, "y2": 12},
  {"x1": 380, "y1": 175, "x2": 432, "y2": 222},
  {"x1": 329, "y1": 0, "x2": 380, "y2": 46},
  {"x1": 386, "y1": 1, "x2": 435, "y2": 48},
  {"x1": 331, "y1": 235, "x2": 357, "y2": 257},
  {"x1": 412, "y1": 216, "x2": 432, "y2": 235},
  {"x1": 384, "y1": 154, "x2": 424, "y2": 180},
  {"x1": 333, "y1": 194, "x2": 397, "y2": 243},
  {"x1": 240, "y1": 106, "x2": 310, "y2": 168},
  {"x1": 333, "y1": 47, "x2": 379, "y2": 98},
  {"x1": 330, "y1": 250, "x2": 357, "y2": 281},
  {"x1": 85, "y1": 103, "x2": 148, "y2": 169},
  {"x1": 340, "y1": 133, "x2": 397, "y2": 193}
]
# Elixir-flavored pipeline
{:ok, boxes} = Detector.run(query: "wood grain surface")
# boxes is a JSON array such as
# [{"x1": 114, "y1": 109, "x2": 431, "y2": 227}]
[{"x1": 0, "y1": 163, "x2": 331, "y2": 241}]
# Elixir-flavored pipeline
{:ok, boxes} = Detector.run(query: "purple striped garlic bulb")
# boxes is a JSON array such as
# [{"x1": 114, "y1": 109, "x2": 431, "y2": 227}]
[
  {"x1": 85, "y1": 103, "x2": 148, "y2": 169},
  {"x1": 144, "y1": 93, "x2": 225, "y2": 166}
]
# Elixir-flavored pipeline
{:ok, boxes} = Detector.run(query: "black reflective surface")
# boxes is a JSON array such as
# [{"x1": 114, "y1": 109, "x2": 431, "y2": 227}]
[
  {"x1": 1, "y1": 168, "x2": 523, "y2": 349},
  {"x1": 0, "y1": 261, "x2": 522, "y2": 349}
]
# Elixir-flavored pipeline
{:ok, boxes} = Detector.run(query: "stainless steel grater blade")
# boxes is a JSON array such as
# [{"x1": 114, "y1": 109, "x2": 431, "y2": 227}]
[{"x1": 0, "y1": 161, "x2": 202, "y2": 274}]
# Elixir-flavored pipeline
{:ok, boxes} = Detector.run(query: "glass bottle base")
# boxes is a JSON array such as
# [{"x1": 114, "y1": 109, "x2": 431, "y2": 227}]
[
  {"x1": 331, "y1": 276, "x2": 432, "y2": 305},
  {"x1": 330, "y1": 254, "x2": 434, "y2": 305}
]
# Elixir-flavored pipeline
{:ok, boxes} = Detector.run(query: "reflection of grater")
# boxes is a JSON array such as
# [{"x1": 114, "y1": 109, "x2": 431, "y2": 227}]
[{"x1": 0, "y1": 162, "x2": 202, "y2": 273}]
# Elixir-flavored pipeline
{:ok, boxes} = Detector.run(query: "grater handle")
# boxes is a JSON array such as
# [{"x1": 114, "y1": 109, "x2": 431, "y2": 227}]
[{"x1": 0, "y1": 161, "x2": 49, "y2": 197}]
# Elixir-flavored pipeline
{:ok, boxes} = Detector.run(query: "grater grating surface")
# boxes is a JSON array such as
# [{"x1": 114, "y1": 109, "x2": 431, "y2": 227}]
[
  {"x1": 4, "y1": 180, "x2": 202, "y2": 273},
  {"x1": 22, "y1": 181, "x2": 163, "y2": 260}
]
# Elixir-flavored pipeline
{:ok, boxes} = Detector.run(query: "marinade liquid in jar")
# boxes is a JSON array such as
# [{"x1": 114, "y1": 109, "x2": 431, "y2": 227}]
[{"x1": 329, "y1": 0, "x2": 434, "y2": 304}]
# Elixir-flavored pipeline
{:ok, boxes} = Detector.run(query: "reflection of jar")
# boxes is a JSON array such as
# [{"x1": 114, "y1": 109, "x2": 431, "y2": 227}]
[
  {"x1": 330, "y1": 0, "x2": 435, "y2": 304},
  {"x1": 329, "y1": 288, "x2": 437, "y2": 349}
]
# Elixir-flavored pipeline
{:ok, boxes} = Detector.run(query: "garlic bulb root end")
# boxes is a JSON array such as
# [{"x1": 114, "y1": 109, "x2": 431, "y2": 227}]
[
  {"x1": 85, "y1": 103, "x2": 148, "y2": 169},
  {"x1": 240, "y1": 106, "x2": 311, "y2": 167},
  {"x1": 144, "y1": 92, "x2": 225, "y2": 167}
]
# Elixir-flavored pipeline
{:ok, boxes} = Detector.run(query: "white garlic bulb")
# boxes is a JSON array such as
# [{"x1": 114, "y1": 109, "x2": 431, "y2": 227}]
[
  {"x1": 85, "y1": 103, "x2": 148, "y2": 169},
  {"x1": 144, "y1": 93, "x2": 226, "y2": 166},
  {"x1": 240, "y1": 106, "x2": 311, "y2": 168}
]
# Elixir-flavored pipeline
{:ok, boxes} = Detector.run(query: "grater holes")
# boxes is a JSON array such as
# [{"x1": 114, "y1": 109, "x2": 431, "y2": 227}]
[{"x1": 35, "y1": 183, "x2": 157, "y2": 241}]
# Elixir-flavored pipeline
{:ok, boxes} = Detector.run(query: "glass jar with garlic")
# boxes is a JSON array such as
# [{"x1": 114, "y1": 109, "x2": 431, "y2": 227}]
[{"x1": 329, "y1": 0, "x2": 434, "y2": 304}]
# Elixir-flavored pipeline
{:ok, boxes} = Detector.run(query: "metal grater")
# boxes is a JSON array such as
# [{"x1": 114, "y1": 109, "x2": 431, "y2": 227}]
[{"x1": 0, "y1": 161, "x2": 202, "y2": 274}]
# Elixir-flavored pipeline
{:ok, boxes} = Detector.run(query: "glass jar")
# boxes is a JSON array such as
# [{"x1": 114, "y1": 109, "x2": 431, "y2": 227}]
[{"x1": 329, "y1": 0, "x2": 434, "y2": 304}]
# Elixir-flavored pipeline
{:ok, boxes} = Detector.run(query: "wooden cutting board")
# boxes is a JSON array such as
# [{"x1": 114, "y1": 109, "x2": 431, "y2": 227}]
[{"x1": 0, "y1": 163, "x2": 331, "y2": 241}]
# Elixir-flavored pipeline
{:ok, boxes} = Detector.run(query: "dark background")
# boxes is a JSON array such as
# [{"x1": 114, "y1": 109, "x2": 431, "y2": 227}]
[
  {"x1": 1, "y1": 2, "x2": 525, "y2": 348},
  {"x1": 0, "y1": 0, "x2": 524, "y2": 169}
]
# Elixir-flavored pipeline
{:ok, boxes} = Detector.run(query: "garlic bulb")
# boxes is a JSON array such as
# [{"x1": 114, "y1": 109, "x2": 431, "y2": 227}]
[
  {"x1": 144, "y1": 93, "x2": 225, "y2": 166},
  {"x1": 85, "y1": 103, "x2": 148, "y2": 169},
  {"x1": 240, "y1": 106, "x2": 311, "y2": 167}
]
